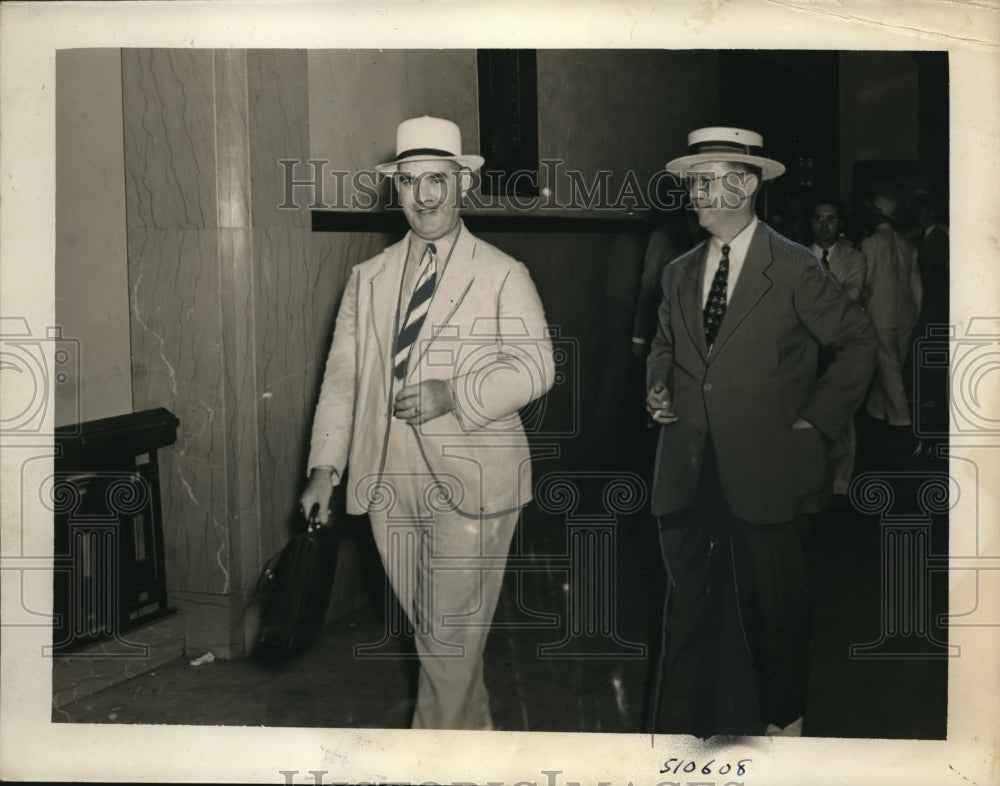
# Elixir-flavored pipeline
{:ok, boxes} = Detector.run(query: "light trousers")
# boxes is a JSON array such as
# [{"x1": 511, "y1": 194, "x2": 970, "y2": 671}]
[
  {"x1": 366, "y1": 419, "x2": 518, "y2": 730},
  {"x1": 866, "y1": 324, "x2": 915, "y2": 426}
]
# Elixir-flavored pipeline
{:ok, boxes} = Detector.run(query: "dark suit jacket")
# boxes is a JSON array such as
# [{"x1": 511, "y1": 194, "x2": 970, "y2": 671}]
[
  {"x1": 917, "y1": 224, "x2": 949, "y2": 325},
  {"x1": 647, "y1": 222, "x2": 877, "y2": 523}
]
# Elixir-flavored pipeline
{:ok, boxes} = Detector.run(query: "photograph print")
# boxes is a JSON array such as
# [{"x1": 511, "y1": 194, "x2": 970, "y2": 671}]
[{"x1": 1, "y1": 3, "x2": 998, "y2": 785}]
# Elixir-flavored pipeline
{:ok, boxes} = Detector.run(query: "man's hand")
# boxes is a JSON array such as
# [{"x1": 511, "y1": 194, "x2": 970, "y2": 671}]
[
  {"x1": 646, "y1": 381, "x2": 678, "y2": 425},
  {"x1": 394, "y1": 379, "x2": 454, "y2": 425},
  {"x1": 300, "y1": 467, "x2": 335, "y2": 525}
]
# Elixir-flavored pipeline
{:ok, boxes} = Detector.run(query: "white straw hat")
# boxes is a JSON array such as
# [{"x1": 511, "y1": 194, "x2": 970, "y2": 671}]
[
  {"x1": 375, "y1": 116, "x2": 484, "y2": 173},
  {"x1": 867, "y1": 193, "x2": 900, "y2": 219},
  {"x1": 666, "y1": 127, "x2": 785, "y2": 181}
]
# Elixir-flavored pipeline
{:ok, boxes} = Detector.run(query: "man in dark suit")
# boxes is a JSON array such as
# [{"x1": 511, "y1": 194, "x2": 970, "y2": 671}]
[
  {"x1": 910, "y1": 191, "x2": 948, "y2": 329},
  {"x1": 645, "y1": 127, "x2": 877, "y2": 738}
]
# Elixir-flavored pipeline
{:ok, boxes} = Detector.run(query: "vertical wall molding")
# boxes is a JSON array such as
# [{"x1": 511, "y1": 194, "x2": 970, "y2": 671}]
[{"x1": 214, "y1": 48, "x2": 263, "y2": 652}]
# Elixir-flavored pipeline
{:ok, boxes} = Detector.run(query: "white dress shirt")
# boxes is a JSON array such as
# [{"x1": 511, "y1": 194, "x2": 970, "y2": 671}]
[{"x1": 809, "y1": 241, "x2": 834, "y2": 266}]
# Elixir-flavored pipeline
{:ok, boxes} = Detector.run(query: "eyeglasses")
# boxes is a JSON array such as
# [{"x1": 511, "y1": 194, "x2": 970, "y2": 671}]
[
  {"x1": 683, "y1": 173, "x2": 726, "y2": 188},
  {"x1": 683, "y1": 172, "x2": 758, "y2": 189}
]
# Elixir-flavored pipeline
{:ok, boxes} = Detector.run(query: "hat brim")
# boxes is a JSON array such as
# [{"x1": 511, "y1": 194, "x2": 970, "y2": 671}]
[
  {"x1": 865, "y1": 201, "x2": 898, "y2": 220},
  {"x1": 375, "y1": 153, "x2": 485, "y2": 174},
  {"x1": 665, "y1": 153, "x2": 785, "y2": 181}
]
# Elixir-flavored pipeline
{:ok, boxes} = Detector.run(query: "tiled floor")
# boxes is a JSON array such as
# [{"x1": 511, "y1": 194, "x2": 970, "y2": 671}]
[{"x1": 54, "y1": 410, "x2": 950, "y2": 738}]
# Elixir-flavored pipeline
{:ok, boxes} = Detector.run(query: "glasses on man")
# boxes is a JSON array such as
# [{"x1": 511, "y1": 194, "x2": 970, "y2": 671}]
[{"x1": 392, "y1": 171, "x2": 452, "y2": 189}]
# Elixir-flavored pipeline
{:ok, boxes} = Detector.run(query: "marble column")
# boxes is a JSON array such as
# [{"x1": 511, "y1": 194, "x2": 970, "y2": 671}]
[
  {"x1": 252, "y1": 49, "x2": 390, "y2": 620},
  {"x1": 124, "y1": 49, "x2": 261, "y2": 657}
]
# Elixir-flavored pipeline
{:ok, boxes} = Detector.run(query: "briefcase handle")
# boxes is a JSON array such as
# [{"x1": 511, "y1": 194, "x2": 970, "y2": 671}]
[{"x1": 305, "y1": 502, "x2": 328, "y2": 533}]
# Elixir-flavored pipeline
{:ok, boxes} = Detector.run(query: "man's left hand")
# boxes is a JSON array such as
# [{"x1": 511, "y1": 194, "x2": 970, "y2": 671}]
[{"x1": 394, "y1": 380, "x2": 454, "y2": 425}]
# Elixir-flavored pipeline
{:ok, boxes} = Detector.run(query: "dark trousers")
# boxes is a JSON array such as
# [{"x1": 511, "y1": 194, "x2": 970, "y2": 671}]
[{"x1": 653, "y1": 440, "x2": 811, "y2": 737}]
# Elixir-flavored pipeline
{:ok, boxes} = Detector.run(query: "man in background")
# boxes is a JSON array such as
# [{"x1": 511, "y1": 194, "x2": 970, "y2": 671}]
[
  {"x1": 809, "y1": 197, "x2": 869, "y2": 503},
  {"x1": 631, "y1": 206, "x2": 698, "y2": 359},
  {"x1": 910, "y1": 190, "x2": 949, "y2": 329},
  {"x1": 861, "y1": 194, "x2": 922, "y2": 431}
]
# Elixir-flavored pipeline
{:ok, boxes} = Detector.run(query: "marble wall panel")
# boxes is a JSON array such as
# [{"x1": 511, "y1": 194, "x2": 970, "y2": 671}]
[
  {"x1": 307, "y1": 50, "x2": 480, "y2": 177},
  {"x1": 248, "y1": 49, "x2": 312, "y2": 229},
  {"x1": 122, "y1": 49, "x2": 218, "y2": 230},
  {"x1": 252, "y1": 227, "x2": 392, "y2": 561},
  {"x1": 128, "y1": 227, "x2": 229, "y2": 598},
  {"x1": 252, "y1": 226, "x2": 310, "y2": 560}
]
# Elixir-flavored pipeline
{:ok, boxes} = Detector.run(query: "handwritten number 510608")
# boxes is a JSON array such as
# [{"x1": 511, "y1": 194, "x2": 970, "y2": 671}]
[{"x1": 659, "y1": 758, "x2": 751, "y2": 777}]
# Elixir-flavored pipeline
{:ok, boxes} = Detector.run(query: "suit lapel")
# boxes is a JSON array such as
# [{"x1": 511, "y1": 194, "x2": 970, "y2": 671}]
[
  {"x1": 676, "y1": 242, "x2": 710, "y2": 362},
  {"x1": 407, "y1": 223, "x2": 476, "y2": 378},
  {"x1": 829, "y1": 238, "x2": 850, "y2": 280},
  {"x1": 709, "y1": 224, "x2": 773, "y2": 360},
  {"x1": 365, "y1": 238, "x2": 407, "y2": 397}
]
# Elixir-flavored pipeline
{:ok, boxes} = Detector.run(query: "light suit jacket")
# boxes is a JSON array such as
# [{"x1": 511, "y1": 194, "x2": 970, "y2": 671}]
[
  {"x1": 308, "y1": 223, "x2": 555, "y2": 517},
  {"x1": 861, "y1": 223, "x2": 922, "y2": 329},
  {"x1": 648, "y1": 222, "x2": 878, "y2": 524},
  {"x1": 813, "y1": 238, "x2": 868, "y2": 304}
]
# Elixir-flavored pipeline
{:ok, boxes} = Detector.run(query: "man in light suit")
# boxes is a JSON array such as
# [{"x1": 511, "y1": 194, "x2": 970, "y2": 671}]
[
  {"x1": 809, "y1": 197, "x2": 869, "y2": 501},
  {"x1": 645, "y1": 128, "x2": 877, "y2": 738},
  {"x1": 301, "y1": 116, "x2": 555, "y2": 730},
  {"x1": 861, "y1": 193, "x2": 922, "y2": 429}
]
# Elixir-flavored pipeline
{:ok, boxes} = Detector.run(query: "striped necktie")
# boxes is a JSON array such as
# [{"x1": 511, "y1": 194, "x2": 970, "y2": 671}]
[
  {"x1": 393, "y1": 242, "x2": 437, "y2": 381},
  {"x1": 703, "y1": 243, "x2": 730, "y2": 349}
]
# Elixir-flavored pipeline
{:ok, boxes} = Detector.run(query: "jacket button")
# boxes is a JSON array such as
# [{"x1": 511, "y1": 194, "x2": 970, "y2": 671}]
[{"x1": 703, "y1": 382, "x2": 712, "y2": 391}]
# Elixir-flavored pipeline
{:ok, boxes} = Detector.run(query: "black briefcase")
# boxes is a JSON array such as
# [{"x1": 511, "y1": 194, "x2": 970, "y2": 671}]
[{"x1": 253, "y1": 511, "x2": 339, "y2": 663}]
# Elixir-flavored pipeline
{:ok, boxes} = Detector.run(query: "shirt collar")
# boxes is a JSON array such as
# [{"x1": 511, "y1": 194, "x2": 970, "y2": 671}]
[
  {"x1": 710, "y1": 215, "x2": 758, "y2": 260},
  {"x1": 409, "y1": 221, "x2": 462, "y2": 262}
]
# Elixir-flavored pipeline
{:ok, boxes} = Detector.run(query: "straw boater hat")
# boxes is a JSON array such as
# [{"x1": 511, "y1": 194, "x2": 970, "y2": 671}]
[
  {"x1": 666, "y1": 127, "x2": 786, "y2": 181},
  {"x1": 375, "y1": 116, "x2": 485, "y2": 174},
  {"x1": 867, "y1": 193, "x2": 900, "y2": 220}
]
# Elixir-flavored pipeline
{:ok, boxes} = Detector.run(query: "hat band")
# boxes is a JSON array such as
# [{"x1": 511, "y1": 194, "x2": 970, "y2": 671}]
[
  {"x1": 389, "y1": 147, "x2": 460, "y2": 163},
  {"x1": 688, "y1": 141, "x2": 765, "y2": 157}
]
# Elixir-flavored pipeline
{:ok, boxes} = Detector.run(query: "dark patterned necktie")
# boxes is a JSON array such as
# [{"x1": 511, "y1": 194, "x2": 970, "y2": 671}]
[
  {"x1": 822, "y1": 248, "x2": 830, "y2": 268},
  {"x1": 393, "y1": 242, "x2": 437, "y2": 380},
  {"x1": 703, "y1": 244, "x2": 730, "y2": 348}
]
